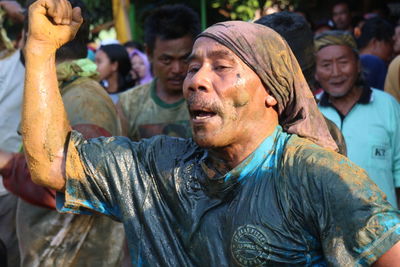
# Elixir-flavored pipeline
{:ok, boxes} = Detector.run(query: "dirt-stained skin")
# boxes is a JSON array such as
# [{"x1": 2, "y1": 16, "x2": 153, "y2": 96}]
[
  {"x1": 22, "y1": 0, "x2": 83, "y2": 191},
  {"x1": 183, "y1": 37, "x2": 279, "y2": 169}
]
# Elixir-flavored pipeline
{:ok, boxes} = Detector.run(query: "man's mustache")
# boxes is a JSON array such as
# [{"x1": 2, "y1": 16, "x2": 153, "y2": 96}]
[{"x1": 186, "y1": 94, "x2": 223, "y2": 115}]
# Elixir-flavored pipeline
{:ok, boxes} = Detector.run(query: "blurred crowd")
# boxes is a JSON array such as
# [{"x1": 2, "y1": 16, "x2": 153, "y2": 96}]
[{"x1": 0, "y1": 0, "x2": 400, "y2": 266}]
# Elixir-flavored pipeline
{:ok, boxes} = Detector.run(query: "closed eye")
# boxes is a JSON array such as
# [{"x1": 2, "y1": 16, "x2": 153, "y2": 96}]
[
  {"x1": 187, "y1": 66, "x2": 200, "y2": 74},
  {"x1": 214, "y1": 65, "x2": 231, "y2": 71}
]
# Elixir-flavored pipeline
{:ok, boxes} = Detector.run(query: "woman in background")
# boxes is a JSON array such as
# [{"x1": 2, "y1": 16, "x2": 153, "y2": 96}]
[
  {"x1": 95, "y1": 44, "x2": 136, "y2": 103},
  {"x1": 130, "y1": 49, "x2": 153, "y2": 85}
]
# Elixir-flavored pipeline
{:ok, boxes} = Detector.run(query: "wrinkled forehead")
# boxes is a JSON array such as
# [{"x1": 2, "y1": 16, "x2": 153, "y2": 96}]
[
  {"x1": 196, "y1": 21, "x2": 288, "y2": 64},
  {"x1": 190, "y1": 37, "x2": 238, "y2": 61},
  {"x1": 315, "y1": 44, "x2": 358, "y2": 63},
  {"x1": 198, "y1": 22, "x2": 280, "y2": 51}
]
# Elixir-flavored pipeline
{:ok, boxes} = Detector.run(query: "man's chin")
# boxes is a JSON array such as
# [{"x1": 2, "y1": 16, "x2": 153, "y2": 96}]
[
  {"x1": 326, "y1": 87, "x2": 350, "y2": 98},
  {"x1": 193, "y1": 135, "x2": 215, "y2": 148},
  {"x1": 328, "y1": 92, "x2": 346, "y2": 98},
  {"x1": 192, "y1": 130, "x2": 222, "y2": 148},
  {"x1": 166, "y1": 82, "x2": 184, "y2": 91}
]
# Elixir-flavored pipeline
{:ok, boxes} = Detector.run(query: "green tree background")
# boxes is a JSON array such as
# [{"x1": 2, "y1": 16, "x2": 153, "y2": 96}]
[
  {"x1": 9, "y1": 0, "x2": 312, "y2": 43},
  {"x1": 12, "y1": 0, "x2": 397, "y2": 43}
]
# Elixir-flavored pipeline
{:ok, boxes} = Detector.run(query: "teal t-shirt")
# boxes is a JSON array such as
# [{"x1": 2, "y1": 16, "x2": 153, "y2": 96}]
[
  {"x1": 118, "y1": 80, "x2": 191, "y2": 141},
  {"x1": 319, "y1": 88, "x2": 400, "y2": 208},
  {"x1": 58, "y1": 126, "x2": 400, "y2": 266}
]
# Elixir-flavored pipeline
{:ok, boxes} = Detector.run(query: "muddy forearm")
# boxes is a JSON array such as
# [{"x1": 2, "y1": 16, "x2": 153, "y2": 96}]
[{"x1": 22, "y1": 41, "x2": 71, "y2": 191}]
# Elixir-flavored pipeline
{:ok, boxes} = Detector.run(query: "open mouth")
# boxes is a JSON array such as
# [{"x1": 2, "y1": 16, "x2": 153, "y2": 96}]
[
  {"x1": 168, "y1": 78, "x2": 184, "y2": 84},
  {"x1": 330, "y1": 80, "x2": 346, "y2": 86},
  {"x1": 190, "y1": 109, "x2": 217, "y2": 121}
]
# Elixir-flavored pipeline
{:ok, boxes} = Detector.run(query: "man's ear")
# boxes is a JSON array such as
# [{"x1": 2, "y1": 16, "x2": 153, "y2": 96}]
[
  {"x1": 370, "y1": 38, "x2": 379, "y2": 52},
  {"x1": 265, "y1": 94, "x2": 277, "y2": 108},
  {"x1": 314, "y1": 71, "x2": 320, "y2": 83}
]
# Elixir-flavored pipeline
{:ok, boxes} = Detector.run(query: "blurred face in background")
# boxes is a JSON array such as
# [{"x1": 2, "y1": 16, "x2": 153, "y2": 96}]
[
  {"x1": 373, "y1": 39, "x2": 393, "y2": 62},
  {"x1": 332, "y1": 3, "x2": 352, "y2": 31},
  {"x1": 393, "y1": 25, "x2": 400, "y2": 55},
  {"x1": 147, "y1": 35, "x2": 193, "y2": 94},
  {"x1": 131, "y1": 54, "x2": 147, "y2": 79},
  {"x1": 95, "y1": 49, "x2": 117, "y2": 81}
]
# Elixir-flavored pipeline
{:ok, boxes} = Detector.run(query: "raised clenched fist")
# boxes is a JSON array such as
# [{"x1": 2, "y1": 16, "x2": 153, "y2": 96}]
[{"x1": 27, "y1": 0, "x2": 83, "y2": 51}]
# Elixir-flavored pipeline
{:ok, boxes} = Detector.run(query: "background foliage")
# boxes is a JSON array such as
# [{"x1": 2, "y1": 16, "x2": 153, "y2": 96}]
[{"x1": 211, "y1": 0, "x2": 302, "y2": 21}]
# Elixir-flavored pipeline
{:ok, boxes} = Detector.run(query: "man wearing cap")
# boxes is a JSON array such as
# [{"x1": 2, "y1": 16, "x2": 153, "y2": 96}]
[
  {"x1": 255, "y1": 11, "x2": 347, "y2": 156},
  {"x1": 315, "y1": 30, "x2": 400, "y2": 210},
  {"x1": 22, "y1": 0, "x2": 400, "y2": 266}
]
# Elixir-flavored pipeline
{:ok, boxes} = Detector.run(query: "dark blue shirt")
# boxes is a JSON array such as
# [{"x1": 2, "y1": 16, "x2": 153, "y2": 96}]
[{"x1": 58, "y1": 126, "x2": 400, "y2": 266}]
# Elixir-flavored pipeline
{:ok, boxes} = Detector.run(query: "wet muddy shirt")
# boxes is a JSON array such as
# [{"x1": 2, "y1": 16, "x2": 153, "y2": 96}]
[
  {"x1": 58, "y1": 126, "x2": 400, "y2": 266},
  {"x1": 119, "y1": 80, "x2": 191, "y2": 141}
]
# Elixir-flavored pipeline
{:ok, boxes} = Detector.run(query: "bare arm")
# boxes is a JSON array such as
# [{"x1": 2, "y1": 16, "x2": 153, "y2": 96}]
[
  {"x1": 0, "y1": 150, "x2": 13, "y2": 170},
  {"x1": 373, "y1": 241, "x2": 400, "y2": 266},
  {"x1": 1, "y1": 151, "x2": 56, "y2": 209},
  {"x1": 0, "y1": 125, "x2": 112, "y2": 210},
  {"x1": 22, "y1": 0, "x2": 82, "y2": 191}
]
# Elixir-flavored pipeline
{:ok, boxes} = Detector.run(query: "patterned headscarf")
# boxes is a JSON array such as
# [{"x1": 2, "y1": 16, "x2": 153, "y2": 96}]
[
  {"x1": 198, "y1": 21, "x2": 338, "y2": 151},
  {"x1": 314, "y1": 30, "x2": 358, "y2": 52}
]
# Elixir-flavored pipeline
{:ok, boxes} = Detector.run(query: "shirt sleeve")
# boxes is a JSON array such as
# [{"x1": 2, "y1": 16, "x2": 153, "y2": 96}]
[
  {"x1": 56, "y1": 130, "x2": 151, "y2": 221},
  {"x1": 288, "y1": 144, "x2": 400, "y2": 266}
]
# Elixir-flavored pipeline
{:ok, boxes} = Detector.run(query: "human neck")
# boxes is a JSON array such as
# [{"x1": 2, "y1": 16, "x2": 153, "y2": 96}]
[
  {"x1": 156, "y1": 79, "x2": 183, "y2": 104},
  {"x1": 106, "y1": 73, "x2": 119, "y2": 94},
  {"x1": 344, "y1": 26, "x2": 353, "y2": 33},
  {"x1": 360, "y1": 46, "x2": 380, "y2": 59},
  {"x1": 329, "y1": 86, "x2": 363, "y2": 116},
  {"x1": 360, "y1": 46, "x2": 371, "y2": 54},
  {"x1": 208, "y1": 118, "x2": 278, "y2": 171}
]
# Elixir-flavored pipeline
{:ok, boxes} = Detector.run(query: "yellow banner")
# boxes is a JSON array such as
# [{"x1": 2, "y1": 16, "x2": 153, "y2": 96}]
[{"x1": 112, "y1": 0, "x2": 132, "y2": 43}]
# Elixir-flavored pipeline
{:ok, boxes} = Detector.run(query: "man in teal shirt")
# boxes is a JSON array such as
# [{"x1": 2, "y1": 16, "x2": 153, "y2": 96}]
[{"x1": 315, "y1": 31, "x2": 400, "y2": 208}]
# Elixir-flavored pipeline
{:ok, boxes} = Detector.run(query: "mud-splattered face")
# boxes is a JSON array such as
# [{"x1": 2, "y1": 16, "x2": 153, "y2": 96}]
[{"x1": 183, "y1": 37, "x2": 273, "y2": 148}]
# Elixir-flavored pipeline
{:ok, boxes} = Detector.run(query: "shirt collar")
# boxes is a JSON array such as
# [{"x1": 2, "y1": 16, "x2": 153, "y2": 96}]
[
  {"x1": 319, "y1": 86, "x2": 372, "y2": 107},
  {"x1": 150, "y1": 79, "x2": 186, "y2": 108},
  {"x1": 197, "y1": 126, "x2": 288, "y2": 200}
]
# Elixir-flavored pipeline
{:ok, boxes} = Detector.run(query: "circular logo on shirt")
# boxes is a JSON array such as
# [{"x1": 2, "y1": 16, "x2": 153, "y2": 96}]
[{"x1": 231, "y1": 224, "x2": 270, "y2": 266}]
